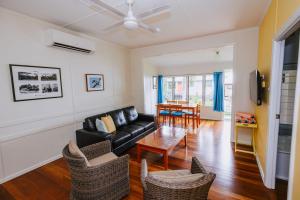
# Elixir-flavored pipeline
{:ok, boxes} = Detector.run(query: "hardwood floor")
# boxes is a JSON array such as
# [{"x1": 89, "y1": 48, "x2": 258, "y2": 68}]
[{"x1": 0, "y1": 120, "x2": 280, "y2": 200}]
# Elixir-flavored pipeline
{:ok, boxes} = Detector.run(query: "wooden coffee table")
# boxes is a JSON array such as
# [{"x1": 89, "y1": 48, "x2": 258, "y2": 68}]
[{"x1": 136, "y1": 126, "x2": 187, "y2": 169}]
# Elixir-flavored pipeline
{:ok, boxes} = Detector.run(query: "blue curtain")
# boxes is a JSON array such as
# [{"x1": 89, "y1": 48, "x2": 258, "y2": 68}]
[
  {"x1": 213, "y1": 72, "x2": 224, "y2": 112},
  {"x1": 157, "y1": 75, "x2": 163, "y2": 103}
]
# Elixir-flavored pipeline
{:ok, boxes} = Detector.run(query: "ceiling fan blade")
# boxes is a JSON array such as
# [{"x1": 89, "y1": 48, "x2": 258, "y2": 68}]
[
  {"x1": 86, "y1": 0, "x2": 126, "y2": 17},
  {"x1": 138, "y1": 22, "x2": 160, "y2": 33},
  {"x1": 102, "y1": 21, "x2": 124, "y2": 32},
  {"x1": 137, "y1": 5, "x2": 170, "y2": 20}
]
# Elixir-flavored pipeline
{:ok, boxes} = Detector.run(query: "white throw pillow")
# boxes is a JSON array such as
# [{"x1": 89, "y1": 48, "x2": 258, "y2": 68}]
[{"x1": 95, "y1": 118, "x2": 108, "y2": 132}]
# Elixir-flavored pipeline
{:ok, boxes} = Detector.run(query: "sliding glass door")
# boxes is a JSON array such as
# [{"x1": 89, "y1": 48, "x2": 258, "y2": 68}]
[
  {"x1": 174, "y1": 76, "x2": 187, "y2": 100},
  {"x1": 188, "y1": 75, "x2": 203, "y2": 104},
  {"x1": 204, "y1": 75, "x2": 214, "y2": 107},
  {"x1": 224, "y1": 69, "x2": 233, "y2": 118}
]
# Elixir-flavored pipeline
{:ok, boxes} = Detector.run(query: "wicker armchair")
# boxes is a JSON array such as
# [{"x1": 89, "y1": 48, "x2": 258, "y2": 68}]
[
  {"x1": 141, "y1": 157, "x2": 216, "y2": 200},
  {"x1": 62, "y1": 140, "x2": 130, "y2": 200}
]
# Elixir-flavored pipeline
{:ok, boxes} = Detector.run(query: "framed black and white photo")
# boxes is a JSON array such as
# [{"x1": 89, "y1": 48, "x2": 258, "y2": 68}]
[
  {"x1": 10, "y1": 64, "x2": 63, "y2": 102},
  {"x1": 153, "y1": 76, "x2": 158, "y2": 89},
  {"x1": 86, "y1": 74, "x2": 104, "y2": 92}
]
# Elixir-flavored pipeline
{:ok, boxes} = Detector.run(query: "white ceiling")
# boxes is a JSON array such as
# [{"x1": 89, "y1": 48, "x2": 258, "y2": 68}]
[
  {"x1": 145, "y1": 45, "x2": 234, "y2": 67},
  {"x1": 0, "y1": 0, "x2": 270, "y2": 48}
]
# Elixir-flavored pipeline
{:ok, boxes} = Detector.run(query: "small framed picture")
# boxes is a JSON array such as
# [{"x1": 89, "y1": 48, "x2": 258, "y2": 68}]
[
  {"x1": 153, "y1": 76, "x2": 158, "y2": 89},
  {"x1": 86, "y1": 74, "x2": 104, "y2": 92},
  {"x1": 10, "y1": 64, "x2": 63, "y2": 102}
]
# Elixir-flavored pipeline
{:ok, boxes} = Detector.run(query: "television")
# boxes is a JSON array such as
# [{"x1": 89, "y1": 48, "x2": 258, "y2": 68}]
[{"x1": 249, "y1": 69, "x2": 263, "y2": 105}]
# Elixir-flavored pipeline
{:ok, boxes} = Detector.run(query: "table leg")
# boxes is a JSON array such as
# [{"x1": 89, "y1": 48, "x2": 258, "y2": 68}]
[
  {"x1": 234, "y1": 126, "x2": 238, "y2": 152},
  {"x1": 192, "y1": 109, "x2": 195, "y2": 129},
  {"x1": 184, "y1": 134, "x2": 187, "y2": 147},
  {"x1": 163, "y1": 151, "x2": 168, "y2": 170},
  {"x1": 137, "y1": 145, "x2": 141, "y2": 163},
  {"x1": 192, "y1": 116, "x2": 195, "y2": 129},
  {"x1": 252, "y1": 128, "x2": 256, "y2": 155}
]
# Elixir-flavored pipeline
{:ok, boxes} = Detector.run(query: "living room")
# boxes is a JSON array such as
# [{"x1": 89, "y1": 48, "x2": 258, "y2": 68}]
[{"x1": 1, "y1": 0, "x2": 300, "y2": 200}]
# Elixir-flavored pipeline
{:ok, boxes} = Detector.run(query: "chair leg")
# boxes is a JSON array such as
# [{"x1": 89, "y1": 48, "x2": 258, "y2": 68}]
[
  {"x1": 181, "y1": 117, "x2": 183, "y2": 127},
  {"x1": 192, "y1": 116, "x2": 195, "y2": 129}
]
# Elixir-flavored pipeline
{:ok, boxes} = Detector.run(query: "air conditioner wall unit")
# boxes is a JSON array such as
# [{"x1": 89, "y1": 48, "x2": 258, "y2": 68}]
[{"x1": 45, "y1": 29, "x2": 96, "y2": 54}]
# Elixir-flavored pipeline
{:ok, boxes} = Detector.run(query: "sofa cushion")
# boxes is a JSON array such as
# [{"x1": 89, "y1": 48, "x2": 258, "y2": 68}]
[
  {"x1": 124, "y1": 107, "x2": 138, "y2": 123},
  {"x1": 110, "y1": 110, "x2": 128, "y2": 128},
  {"x1": 149, "y1": 169, "x2": 204, "y2": 184},
  {"x1": 119, "y1": 124, "x2": 144, "y2": 137},
  {"x1": 133, "y1": 121, "x2": 155, "y2": 130},
  {"x1": 68, "y1": 140, "x2": 90, "y2": 167},
  {"x1": 149, "y1": 169, "x2": 191, "y2": 177},
  {"x1": 85, "y1": 118, "x2": 96, "y2": 131},
  {"x1": 111, "y1": 131, "x2": 132, "y2": 147},
  {"x1": 89, "y1": 152, "x2": 118, "y2": 166},
  {"x1": 101, "y1": 115, "x2": 116, "y2": 133}
]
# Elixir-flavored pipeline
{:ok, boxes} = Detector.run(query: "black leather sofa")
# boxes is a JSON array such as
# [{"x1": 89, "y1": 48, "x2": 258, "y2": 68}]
[{"x1": 76, "y1": 106, "x2": 157, "y2": 155}]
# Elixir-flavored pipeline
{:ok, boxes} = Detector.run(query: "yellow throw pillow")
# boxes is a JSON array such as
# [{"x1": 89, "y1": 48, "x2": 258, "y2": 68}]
[{"x1": 101, "y1": 115, "x2": 116, "y2": 133}]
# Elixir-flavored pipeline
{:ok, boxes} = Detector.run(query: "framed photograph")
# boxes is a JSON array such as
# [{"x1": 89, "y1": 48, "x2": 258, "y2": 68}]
[
  {"x1": 86, "y1": 74, "x2": 104, "y2": 92},
  {"x1": 10, "y1": 64, "x2": 63, "y2": 102},
  {"x1": 153, "y1": 76, "x2": 158, "y2": 89}
]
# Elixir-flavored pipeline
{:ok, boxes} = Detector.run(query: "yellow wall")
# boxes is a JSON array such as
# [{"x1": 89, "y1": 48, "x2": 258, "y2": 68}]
[
  {"x1": 257, "y1": 0, "x2": 300, "y2": 199},
  {"x1": 256, "y1": 0, "x2": 278, "y2": 171}
]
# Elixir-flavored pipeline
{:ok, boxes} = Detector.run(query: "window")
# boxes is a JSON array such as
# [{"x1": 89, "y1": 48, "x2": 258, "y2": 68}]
[
  {"x1": 163, "y1": 77, "x2": 173, "y2": 102},
  {"x1": 162, "y1": 73, "x2": 215, "y2": 107},
  {"x1": 204, "y1": 75, "x2": 214, "y2": 107},
  {"x1": 189, "y1": 75, "x2": 203, "y2": 104}
]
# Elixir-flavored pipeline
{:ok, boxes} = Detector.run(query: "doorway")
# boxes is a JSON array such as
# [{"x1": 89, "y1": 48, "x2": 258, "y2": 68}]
[
  {"x1": 266, "y1": 19, "x2": 300, "y2": 200},
  {"x1": 275, "y1": 30, "x2": 299, "y2": 199}
]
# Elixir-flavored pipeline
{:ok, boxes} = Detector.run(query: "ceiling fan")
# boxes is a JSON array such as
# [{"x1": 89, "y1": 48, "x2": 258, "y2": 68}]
[{"x1": 83, "y1": 0, "x2": 170, "y2": 33}]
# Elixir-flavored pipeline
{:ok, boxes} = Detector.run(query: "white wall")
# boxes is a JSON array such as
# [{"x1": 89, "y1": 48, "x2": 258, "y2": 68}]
[
  {"x1": 143, "y1": 62, "x2": 158, "y2": 115},
  {"x1": 155, "y1": 62, "x2": 232, "y2": 120},
  {"x1": 0, "y1": 7, "x2": 132, "y2": 183},
  {"x1": 130, "y1": 27, "x2": 259, "y2": 144}
]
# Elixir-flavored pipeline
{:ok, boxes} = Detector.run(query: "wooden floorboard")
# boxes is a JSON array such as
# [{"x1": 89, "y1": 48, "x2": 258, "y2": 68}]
[{"x1": 0, "y1": 120, "x2": 283, "y2": 200}]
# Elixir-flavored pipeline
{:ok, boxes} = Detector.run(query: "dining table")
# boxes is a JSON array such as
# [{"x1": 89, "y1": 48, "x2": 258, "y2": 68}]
[{"x1": 156, "y1": 102, "x2": 198, "y2": 129}]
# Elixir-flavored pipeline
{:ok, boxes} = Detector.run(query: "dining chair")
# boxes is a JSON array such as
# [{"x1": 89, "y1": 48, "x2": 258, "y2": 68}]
[
  {"x1": 184, "y1": 103, "x2": 201, "y2": 129},
  {"x1": 157, "y1": 104, "x2": 170, "y2": 125},
  {"x1": 170, "y1": 104, "x2": 184, "y2": 127},
  {"x1": 177, "y1": 100, "x2": 189, "y2": 104},
  {"x1": 167, "y1": 100, "x2": 177, "y2": 104}
]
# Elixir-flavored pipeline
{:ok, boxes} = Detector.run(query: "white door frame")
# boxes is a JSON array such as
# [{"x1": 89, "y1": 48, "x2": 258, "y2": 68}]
[
  {"x1": 265, "y1": 7, "x2": 300, "y2": 200},
  {"x1": 265, "y1": 40, "x2": 285, "y2": 189}
]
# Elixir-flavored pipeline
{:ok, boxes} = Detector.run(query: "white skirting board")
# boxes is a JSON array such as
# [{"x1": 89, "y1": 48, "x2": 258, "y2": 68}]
[{"x1": 256, "y1": 154, "x2": 265, "y2": 184}]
